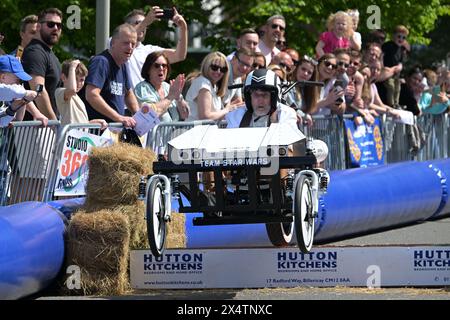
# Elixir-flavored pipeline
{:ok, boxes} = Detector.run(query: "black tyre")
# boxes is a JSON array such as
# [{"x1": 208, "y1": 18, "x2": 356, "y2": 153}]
[
  {"x1": 146, "y1": 178, "x2": 167, "y2": 257},
  {"x1": 294, "y1": 176, "x2": 315, "y2": 253},
  {"x1": 266, "y1": 222, "x2": 294, "y2": 247}
]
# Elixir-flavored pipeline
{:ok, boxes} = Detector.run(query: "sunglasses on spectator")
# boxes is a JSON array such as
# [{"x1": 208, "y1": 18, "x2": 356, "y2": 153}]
[
  {"x1": 276, "y1": 40, "x2": 286, "y2": 47},
  {"x1": 338, "y1": 61, "x2": 350, "y2": 68},
  {"x1": 153, "y1": 62, "x2": 168, "y2": 70},
  {"x1": 41, "y1": 21, "x2": 62, "y2": 30},
  {"x1": 252, "y1": 63, "x2": 264, "y2": 69},
  {"x1": 349, "y1": 61, "x2": 360, "y2": 67},
  {"x1": 323, "y1": 61, "x2": 338, "y2": 70},
  {"x1": 271, "y1": 24, "x2": 285, "y2": 32},
  {"x1": 278, "y1": 62, "x2": 292, "y2": 73},
  {"x1": 131, "y1": 20, "x2": 144, "y2": 25},
  {"x1": 396, "y1": 34, "x2": 407, "y2": 40},
  {"x1": 301, "y1": 55, "x2": 318, "y2": 66},
  {"x1": 235, "y1": 55, "x2": 252, "y2": 69},
  {"x1": 210, "y1": 64, "x2": 228, "y2": 73}
]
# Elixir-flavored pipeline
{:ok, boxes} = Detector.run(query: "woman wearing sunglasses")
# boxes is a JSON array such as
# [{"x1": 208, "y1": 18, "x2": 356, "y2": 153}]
[
  {"x1": 315, "y1": 53, "x2": 345, "y2": 115},
  {"x1": 186, "y1": 51, "x2": 240, "y2": 121},
  {"x1": 134, "y1": 51, "x2": 189, "y2": 122}
]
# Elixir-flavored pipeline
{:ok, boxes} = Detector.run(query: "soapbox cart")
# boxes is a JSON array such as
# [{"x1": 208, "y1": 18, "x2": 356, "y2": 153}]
[{"x1": 142, "y1": 123, "x2": 329, "y2": 257}]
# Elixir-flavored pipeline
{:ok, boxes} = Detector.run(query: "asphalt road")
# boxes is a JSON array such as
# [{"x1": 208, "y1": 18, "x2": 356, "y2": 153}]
[{"x1": 320, "y1": 215, "x2": 450, "y2": 246}]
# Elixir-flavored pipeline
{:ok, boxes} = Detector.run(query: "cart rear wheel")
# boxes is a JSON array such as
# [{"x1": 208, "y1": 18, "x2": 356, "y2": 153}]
[
  {"x1": 146, "y1": 178, "x2": 167, "y2": 257},
  {"x1": 294, "y1": 176, "x2": 315, "y2": 253},
  {"x1": 266, "y1": 222, "x2": 294, "y2": 247}
]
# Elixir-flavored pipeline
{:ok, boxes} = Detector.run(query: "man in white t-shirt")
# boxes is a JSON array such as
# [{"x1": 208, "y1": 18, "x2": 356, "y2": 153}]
[
  {"x1": 124, "y1": 7, "x2": 188, "y2": 89},
  {"x1": 257, "y1": 15, "x2": 286, "y2": 66}
]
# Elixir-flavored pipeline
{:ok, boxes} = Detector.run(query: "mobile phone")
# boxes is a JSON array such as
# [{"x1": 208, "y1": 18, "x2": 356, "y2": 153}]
[
  {"x1": 36, "y1": 84, "x2": 44, "y2": 93},
  {"x1": 334, "y1": 79, "x2": 344, "y2": 104},
  {"x1": 334, "y1": 79, "x2": 344, "y2": 88},
  {"x1": 162, "y1": 8, "x2": 174, "y2": 20},
  {"x1": 432, "y1": 85, "x2": 442, "y2": 95}
]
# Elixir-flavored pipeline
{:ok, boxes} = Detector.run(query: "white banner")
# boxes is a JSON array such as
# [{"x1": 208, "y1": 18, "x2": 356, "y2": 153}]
[
  {"x1": 130, "y1": 246, "x2": 450, "y2": 289},
  {"x1": 54, "y1": 128, "x2": 112, "y2": 196}
]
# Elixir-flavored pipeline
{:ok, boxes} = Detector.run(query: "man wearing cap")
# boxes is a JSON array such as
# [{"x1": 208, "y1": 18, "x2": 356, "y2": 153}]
[
  {"x1": 21, "y1": 8, "x2": 63, "y2": 120},
  {"x1": 0, "y1": 54, "x2": 48, "y2": 126}
]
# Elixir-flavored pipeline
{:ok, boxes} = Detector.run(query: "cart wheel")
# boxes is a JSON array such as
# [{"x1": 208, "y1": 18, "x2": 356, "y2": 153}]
[
  {"x1": 294, "y1": 175, "x2": 315, "y2": 253},
  {"x1": 266, "y1": 222, "x2": 294, "y2": 247},
  {"x1": 146, "y1": 178, "x2": 167, "y2": 257}
]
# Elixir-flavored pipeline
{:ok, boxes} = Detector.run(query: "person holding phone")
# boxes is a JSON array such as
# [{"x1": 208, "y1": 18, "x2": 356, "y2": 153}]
[
  {"x1": 123, "y1": 6, "x2": 188, "y2": 89},
  {"x1": 314, "y1": 53, "x2": 346, "y2": 115},
  {"x1": 419, "y1": 71, "x2": 450, "y2": 115}
]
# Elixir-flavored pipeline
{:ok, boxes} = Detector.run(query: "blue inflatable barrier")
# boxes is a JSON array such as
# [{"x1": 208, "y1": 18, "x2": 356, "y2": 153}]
[
  {"x1": 0, "y1": 202, "x2": 66, "y2": 299},
  {"x1": 314, "y1": 161, "x2": 444, "y2": 242},
  {"x1": 182, "y1": 159, "x2": 450, "y2": 248},
  {"x1": 47, "y1": 197, "x2": 85, "y2": 220},
  {"x1": 425, "y1": 160, "x2": 450, "y2": 219}
]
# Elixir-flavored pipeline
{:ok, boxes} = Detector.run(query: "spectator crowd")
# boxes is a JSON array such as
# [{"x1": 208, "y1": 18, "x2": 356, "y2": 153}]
[{"x1": 0, "y1": 6, "x2": 449, "y2": 135}]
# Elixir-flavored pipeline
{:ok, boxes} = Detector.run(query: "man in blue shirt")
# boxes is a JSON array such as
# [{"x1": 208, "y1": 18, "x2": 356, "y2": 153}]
[{"x1": 85, "y1": 24, "x2": 139, "y2": 127}]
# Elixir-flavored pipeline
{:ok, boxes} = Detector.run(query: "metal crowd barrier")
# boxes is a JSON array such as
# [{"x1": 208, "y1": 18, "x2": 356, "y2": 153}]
[
  {"x1": 44, "y1": 122, "x2": 124, "y2": 202},
  {"x1": 0, "y1": 120, "x2": 59, "y2": 206},
  {"x1": 1, "y1": 114, "x2": 448, "y2": 206},
  {"x1": 417, "y1": 113, "x2": 449, "y2": 161},
  {"x1": 303, "y1": 114, "x2": 352, "y2": 171},
  {"x1": 382, "y1": 117, "x2": 412, "y2": 163},
  {"x1": 383, "y1": 113, "x2": 449, "y2": 164}
]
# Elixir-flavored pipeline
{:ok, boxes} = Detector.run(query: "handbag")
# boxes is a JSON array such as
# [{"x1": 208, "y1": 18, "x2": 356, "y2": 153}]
[{"x1": 119, "y1": 128, "x2": 142, "y2": 147}]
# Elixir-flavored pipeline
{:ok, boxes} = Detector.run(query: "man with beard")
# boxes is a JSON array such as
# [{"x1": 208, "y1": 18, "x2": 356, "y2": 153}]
[
  {"x1": 85, "y1": 24, "x2": 139, "y2": 127},
  {"x1": 257, "y1": 15, "x2": 286, "y2": 65},
  {"x1": 124, "y1": 7, "x2": 188, "y2": 90},
  {"x1": 22, "y1": 8, "x2": 62, "y2": 120}
]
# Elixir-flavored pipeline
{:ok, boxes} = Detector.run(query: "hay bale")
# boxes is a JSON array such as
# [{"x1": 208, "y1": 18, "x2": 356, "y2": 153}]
[
  {"x1": 115, "y1": 203, "x2": 148, "y2": 250},
  {"x1": 84, "y1": 143, "x2": 155, "y2": 209},
  {"x1": 166, "y1": 212, "x2": 186, "y2": 248},
  {"x1": 82, "y1": 202, "x2": 148, "y2": 250},
  {"x1": 65, "y1": 210, "x2": 130, "y2": 296},
  {"x1": 61, "y1": 142, "x2": 188, "y2": 296}
]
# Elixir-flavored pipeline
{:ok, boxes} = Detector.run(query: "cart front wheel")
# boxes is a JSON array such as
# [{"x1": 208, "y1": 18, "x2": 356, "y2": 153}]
[
  {"x1": 146, "y1": 178, "x2": 167, "y2": 257},
  {"x1": 294, "y1": 176, "x2": 315, "y2": 253}
]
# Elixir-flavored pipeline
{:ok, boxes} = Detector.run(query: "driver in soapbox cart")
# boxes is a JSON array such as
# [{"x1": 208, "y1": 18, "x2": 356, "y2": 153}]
[{"x1": 143, "y1": 68, "x2": 330, "y2": 257}]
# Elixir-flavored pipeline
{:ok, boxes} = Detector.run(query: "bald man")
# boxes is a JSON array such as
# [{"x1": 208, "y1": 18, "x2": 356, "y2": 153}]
[{"x1": 85, "y1": 24, "x2": 139, "y2": 127}]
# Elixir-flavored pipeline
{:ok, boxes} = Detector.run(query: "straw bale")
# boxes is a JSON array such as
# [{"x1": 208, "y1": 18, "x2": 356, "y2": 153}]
[
  {"x1": 166, "y1": 212, "x2": 186, "y2": 248},
  {"x1": 84, "y1": 143, "x2": 155, "y2": 209},
  {"x1": 64, "y1": 210, "x2": 130, "y2": 296},
  {"x1": 115, "y1": 203, "x2": 148, "y2": 250}
]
